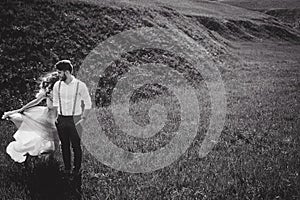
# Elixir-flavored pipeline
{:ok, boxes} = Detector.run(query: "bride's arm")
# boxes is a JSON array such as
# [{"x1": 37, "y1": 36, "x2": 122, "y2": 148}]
[
  {"x1": 18, "y1": 94, "x2": 46, "y2": 112},
  {"x1": 2, "y1": 93, "x2": 46, "y2": 119}
]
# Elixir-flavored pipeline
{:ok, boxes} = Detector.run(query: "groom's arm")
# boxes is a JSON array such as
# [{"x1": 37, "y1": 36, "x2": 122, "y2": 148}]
[{"x1": 78, "y1": 82, "x2": 92, "y2": 124}]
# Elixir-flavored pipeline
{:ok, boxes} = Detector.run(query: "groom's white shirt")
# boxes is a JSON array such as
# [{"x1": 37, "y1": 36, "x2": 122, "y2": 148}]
[{"x1": 52, "y1": 75, "x2": 92, "y2": 116}]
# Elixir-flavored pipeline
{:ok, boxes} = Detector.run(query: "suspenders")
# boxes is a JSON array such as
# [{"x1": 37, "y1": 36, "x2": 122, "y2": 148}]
[
  {"x1": 58, "y1": 80, "x2": 80, "y2": 116},
  {"x1": 58, "y1": 81, "x2": 63, "y2": 115}
]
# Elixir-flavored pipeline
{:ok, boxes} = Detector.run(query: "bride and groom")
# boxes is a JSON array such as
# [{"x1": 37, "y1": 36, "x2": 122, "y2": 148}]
[{"x1": 2, "y1": 60, "x2": 92, "y2": 175}]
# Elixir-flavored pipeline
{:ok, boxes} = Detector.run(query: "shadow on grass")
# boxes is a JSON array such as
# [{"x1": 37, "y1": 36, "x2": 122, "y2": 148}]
[{"x1": 22, "y1": 155, "x2": 82, "y2": 200}]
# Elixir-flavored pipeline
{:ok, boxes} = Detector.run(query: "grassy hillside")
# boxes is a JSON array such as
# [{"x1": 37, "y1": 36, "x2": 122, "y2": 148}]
[
  {"x1": 214, "y1": 0, "x2": 300, "y2": 30},
  {"x1": 264, "y1": 9, "x2": 300, "y2": 30},
  {"x1": 1, "y1": 0, "x2": 299, "y2": 114},
  {"x1": 217, "y1": 0, "x2": 300, "y2": 10},
  {"x1": 0, "y1": 0, "x2": 299, "y2": 199}
]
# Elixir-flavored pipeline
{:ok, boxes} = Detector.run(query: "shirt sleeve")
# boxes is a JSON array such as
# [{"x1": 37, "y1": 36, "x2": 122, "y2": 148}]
[
  {"x1": 80, "y1": 82, "x2": 92, "y2": 109},
  {"x1": 52, "y1": 82, "x2": 59, "y2": 107}
]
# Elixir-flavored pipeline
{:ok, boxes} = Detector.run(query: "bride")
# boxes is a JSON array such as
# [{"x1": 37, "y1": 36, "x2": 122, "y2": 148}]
[{"x1": 2, "y1": 72, "x2": 60, "y2": 163}]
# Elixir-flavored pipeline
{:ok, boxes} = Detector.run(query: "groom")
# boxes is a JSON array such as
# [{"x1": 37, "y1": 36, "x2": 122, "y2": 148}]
[{"x1": 52, "y1": 60, "x2": 92, "y2": 175}]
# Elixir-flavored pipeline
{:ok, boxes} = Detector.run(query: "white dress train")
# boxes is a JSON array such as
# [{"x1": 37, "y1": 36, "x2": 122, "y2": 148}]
[{"x1": 6, "y1": 95, "x2": 59, "y2": 163}]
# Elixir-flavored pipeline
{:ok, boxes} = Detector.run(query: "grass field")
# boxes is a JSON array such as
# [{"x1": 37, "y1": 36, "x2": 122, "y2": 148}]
[
  {"x1": 216, "y1": 0, "x2": 300, "y2": 30},
  {"x1": 0, "y1": 0, "x2": 299, "y2": 199},
  {"x1": 216, "y1": 0, "x2": 300, "y2": 10}
]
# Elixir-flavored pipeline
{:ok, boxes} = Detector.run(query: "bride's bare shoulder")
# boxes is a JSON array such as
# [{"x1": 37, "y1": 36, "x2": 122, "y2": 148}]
[{"x1": 36, "y1": 89, "x2": 47, "y2": 99}]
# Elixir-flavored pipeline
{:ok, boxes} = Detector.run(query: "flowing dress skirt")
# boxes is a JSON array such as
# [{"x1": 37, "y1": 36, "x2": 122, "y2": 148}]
[{"x1": 6, "y1": 106, "x2": 59, "y2": 163}]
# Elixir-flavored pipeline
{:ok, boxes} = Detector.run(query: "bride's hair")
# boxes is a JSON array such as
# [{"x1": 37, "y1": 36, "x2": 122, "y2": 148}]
[{"x1": 36, "y1": 72, "x2": 60, "y2": 98}]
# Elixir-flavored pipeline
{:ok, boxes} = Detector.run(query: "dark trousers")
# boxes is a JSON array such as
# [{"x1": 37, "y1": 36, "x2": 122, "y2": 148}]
[{"x1": 55, "y1": 115, "x2": 82, "y2": 171}]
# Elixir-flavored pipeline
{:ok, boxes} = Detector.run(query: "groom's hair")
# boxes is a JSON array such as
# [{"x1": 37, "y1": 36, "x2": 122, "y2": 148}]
[{"x1": 55, "y1": 60, "x2": 73, "y2": 73}]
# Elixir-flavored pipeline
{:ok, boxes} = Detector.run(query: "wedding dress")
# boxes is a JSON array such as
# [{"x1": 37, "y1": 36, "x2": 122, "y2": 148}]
[{"x1": 6, "y1": 91, "x2": 59, "y2": 163}]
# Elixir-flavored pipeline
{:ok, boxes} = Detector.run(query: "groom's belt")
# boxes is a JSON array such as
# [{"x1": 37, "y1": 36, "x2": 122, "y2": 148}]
[{"x1": 58, "y1": 114, "x2": 81, "y2": 118}]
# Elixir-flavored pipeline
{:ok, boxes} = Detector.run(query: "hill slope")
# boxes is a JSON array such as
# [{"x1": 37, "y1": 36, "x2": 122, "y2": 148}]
[
  {"x1": 212, "y1": 0, "x2": 300, "y2": 30},
  {"x1": 0, "y1": 0, "x2": 299, "y2": 112},
  {"x1": 0, "y1": 0, "x2": 299, "y2": 199},
  {"x1": 215, "y1": 0, "x2": 300, "y2": 10},
  {"x1": 264, "y1": 9, "x2": 300, "y2": 30}
]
